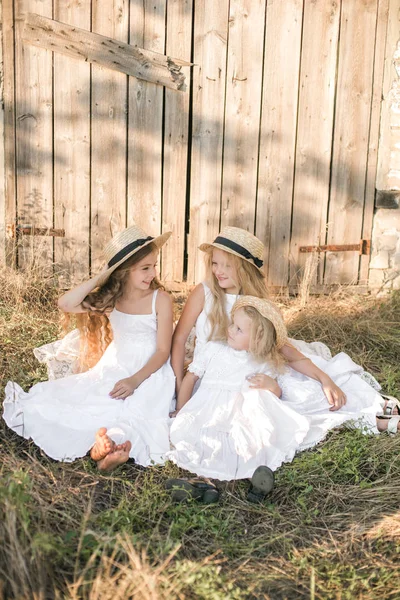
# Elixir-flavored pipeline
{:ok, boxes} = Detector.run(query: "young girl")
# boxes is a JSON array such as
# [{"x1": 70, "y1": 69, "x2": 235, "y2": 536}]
[
  {"x1": 3, "y1": 223, "x2": 176, "y2": 470},
  {"x1": 171, "y1": 226, "x2": 398, "y2": 429},
  {"x1": 168, "y1": 296, "x2": 395, "y2": 492},
  {"x1": 168, "y1": 296, "x2": 310, "y2": 487}
]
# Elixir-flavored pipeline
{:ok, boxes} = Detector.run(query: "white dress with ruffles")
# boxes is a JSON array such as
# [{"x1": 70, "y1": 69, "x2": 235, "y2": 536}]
[
  {"x1": 185, "y1": 283, "x2": 385, "y2": 459},
  {"x1": 3, "y1": 290, "x2": 175, "y2": 465},
  {"x1": 168, "y1": 341, "x2": 310, "y2": 480}
]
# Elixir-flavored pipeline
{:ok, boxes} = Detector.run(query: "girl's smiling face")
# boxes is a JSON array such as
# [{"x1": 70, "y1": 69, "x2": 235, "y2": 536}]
[
  {"x1": 211, "y1": 248, "x2": 239, "y2": 294},
  {"x1": 127, "y1": 250, "x2": 158, "y2": 290},
  {"x1": 227, "y1": 308, "x2": 252, "y2": 351}
]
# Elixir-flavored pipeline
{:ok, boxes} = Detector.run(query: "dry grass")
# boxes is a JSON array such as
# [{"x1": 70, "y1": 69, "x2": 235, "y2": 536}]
[{"x1": 1, "y1": 265, "x2": 400, "y2": 599}]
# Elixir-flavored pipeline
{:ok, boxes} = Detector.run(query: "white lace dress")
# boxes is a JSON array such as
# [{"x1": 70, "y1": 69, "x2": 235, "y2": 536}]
[
  {"x1": 3, "y1": 290, "x2": 175, "y2": 465},
  {"x1": 190, "y1": 283, "x2": 385, "y2": 446},
  {"x1": 168, "y1": 341, "x2": 310, "y2": 480}
]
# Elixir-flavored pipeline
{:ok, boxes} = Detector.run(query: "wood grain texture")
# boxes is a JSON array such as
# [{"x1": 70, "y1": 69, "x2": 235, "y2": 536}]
[
  {"x1": 290, "y1": 0, "x2": 340, "y2": 287},
  {"x1": 23, "y1": 12, "x2": 189, "y2": 90},
  {"x1": 187, "y1": 0, "x2": 229, "y2": 284},
  {"x1": 15, "y1": 0, "x2": 53, "y2": 273},
  {"x1": 91, "y1": 0, "x2": 129, "y2": 274},
  {"x1": 256, "y1": 0, "x2": 303, "y2": 288},
  {"x1": 53, "y1": 0, "x2": 91, "y2": 286},
  {"x1": 325, "y1": 0, "x2": 378, "y2": 285}
]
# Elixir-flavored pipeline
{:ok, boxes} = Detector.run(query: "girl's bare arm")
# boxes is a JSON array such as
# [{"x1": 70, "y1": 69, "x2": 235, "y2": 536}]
[
  {"x1": 281, "y1": 343, "x2": 346, "y2": 411},
  {"x1": 58, "y1": 267, "x2": 108, "y2": 313},
  {"x1": 171, "y1": 284, "x2": 205, "y2": 391},
  {"x1": 170, "y1": 371, "x2": 199, "y2": 416}
]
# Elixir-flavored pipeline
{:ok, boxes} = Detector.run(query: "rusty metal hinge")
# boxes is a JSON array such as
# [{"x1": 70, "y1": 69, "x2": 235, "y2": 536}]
[
  {"x1": 6, "y1": 224, "x2": 65, "y2": 238},
  {"x1": 299, "y1": 239, "x2": 370, "y2": 256}
]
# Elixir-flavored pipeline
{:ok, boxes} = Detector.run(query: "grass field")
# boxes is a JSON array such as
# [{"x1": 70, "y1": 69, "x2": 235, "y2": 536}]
[{"x1": 1, "y1": 267, "x2": 400, "y2": 599}]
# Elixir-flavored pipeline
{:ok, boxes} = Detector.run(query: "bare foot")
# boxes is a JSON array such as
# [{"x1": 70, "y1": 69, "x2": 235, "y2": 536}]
[
  {"x1": 90, "y1": 427, "x2": 115, "y2": 461},
  {"x1": 97, "y1": 441, "x2": 132, "y2": 472}
]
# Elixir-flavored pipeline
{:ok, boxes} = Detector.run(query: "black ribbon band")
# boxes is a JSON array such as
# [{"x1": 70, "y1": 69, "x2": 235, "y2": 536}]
[
  {"x1": 108, "y1": 236, "x2": 154, "y2": 268},
  {"x1": 213, "y1": 236, "x2": 263, "y2": 268}
]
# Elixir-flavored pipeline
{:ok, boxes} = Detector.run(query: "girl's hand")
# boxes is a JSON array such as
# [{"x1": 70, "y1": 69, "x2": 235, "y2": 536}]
[
  {"x1": 109, "y1": 376, "x2": 138, "y2": 400},
  {"x1": 169, "y1": 409, "x2": 179, "y2": 418},
  {"x1": 321, "y1": 378, "x2": 346, "y2": 411},
  {"x1": 247, "y1": 373, "x2": 280, "y2": 395}
]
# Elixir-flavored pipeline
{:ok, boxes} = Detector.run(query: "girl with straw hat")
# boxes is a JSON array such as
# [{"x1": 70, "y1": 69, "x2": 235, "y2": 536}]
[
  {"x1": 3, "y1": 223, "x2": 176, "y2": 471},
  {"x1": 166, "y1": 296, "x2": 310, "y2": 503},
  {"x1": 171, "y1": 226, "x2": 348, "y2": 412}
]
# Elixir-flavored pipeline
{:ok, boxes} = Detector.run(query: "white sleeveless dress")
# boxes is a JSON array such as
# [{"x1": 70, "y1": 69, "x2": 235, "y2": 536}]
[{"x1": 3, "y1": 290, "x2": 175, "y2": 465}]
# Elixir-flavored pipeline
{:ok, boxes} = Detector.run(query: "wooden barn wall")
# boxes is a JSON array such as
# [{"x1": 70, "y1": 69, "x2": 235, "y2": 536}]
[{"x1": 1, "y1": 0, "x2": 391, "y2": 290}]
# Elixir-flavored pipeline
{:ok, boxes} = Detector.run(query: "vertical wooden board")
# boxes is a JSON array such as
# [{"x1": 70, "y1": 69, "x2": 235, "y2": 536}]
[
  {"x1": 289, "y1": 0, "x2": 340, "y2": 287},
  {"x1": 91, "y1": 0, "x2": 129, "y2": 274},
  {"x1": 256, "y1": 0, "x2": 303, "y2": 287},
  {"x1": 2, "y1": 0, "x2": 16, "y2": 266},
  {"x1": 53, "y1": 0, "x2": 91, "y2": 286},
  {"x1": 187, "y1": 0, "x2": 229, "y2": 284},
  {"x1": 361, "y1": 0, "x2": 389, "y2": 284},
  {"x1": 161, "y1": 0, "x2": 192, "y2": 282},
  {"x1": 127, "y1": 1, "x2": 166, "y2": 239},
  {"x1": 220, "y1": 0, "x2": 266, "y2": 233},
  {"x1": 15, "y1": 0, "x2": 53, "y2": 272},
  {"x1": 0, "y1": 0, "x2": 8, "y2": 264},
  {"x1": 325, "y1": 0, "x2": 378, "y2": 285}
]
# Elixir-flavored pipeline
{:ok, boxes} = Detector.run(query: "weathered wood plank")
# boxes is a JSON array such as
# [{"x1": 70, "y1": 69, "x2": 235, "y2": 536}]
[
  {"x1": 161, "y1": 0, "x2": 193, "y2": 283},
  {"x1": 325, "y1": 0, "x2": 378, "y2": 285},
  {"x1": 220, "y1": 0, "x2": 266, "y2": 233},
  {"x1": 256, "y1": 0, "x2": 303, "y2": 287},
  {"x1": 91, "y1": 0, "x2": 129, "y2": 274},
  {"x1": 186, "y1": 0, "x2": 230, "y2": 285},
  {"x1": 15, "y1": 0, "x2": 53, "y2": 273},
  {"x1": 53, "y1": 1, "x2": 91, "y2": 286},
  {"x1": 2, "y1": 0, "x2": 16, "y2": 267},
  {"x1": 289, "y1": 0, "x2": 340, "y2": 287},
  {"x1": 376, "y1": 0, "x2": 400, "y2": 191},
  {"x1": 187, "y1": 0, "x2": 229, "y2": 283},
  {"x1": 0, "y1": 0, "x2": 8, "y2": 265},
  {"x1": 23, "y1": 12, "x2": 189, "y2": 91},
  {"x1": 127, "y1": 0, "x2": 166, "y2": 240},
  {"x1": 361, "y1": 0, "x2": 390, "y2": 285}
]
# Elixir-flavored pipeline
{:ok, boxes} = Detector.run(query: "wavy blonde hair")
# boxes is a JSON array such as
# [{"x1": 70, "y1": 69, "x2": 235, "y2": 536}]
[
  {"x1": 240, "y1": 306, "x2": 285, "y2": 370},
  {"x1": 204, "y1": 249, "x2": 269, "y2": 342},
  {"x1": 63, "y1": 243, "x2": 162, "y2": 371}
]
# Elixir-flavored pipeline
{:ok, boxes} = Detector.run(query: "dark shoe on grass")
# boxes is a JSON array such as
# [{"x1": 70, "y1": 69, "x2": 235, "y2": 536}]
[
  {"x1": 165, "y1": 477, "x2": 219, "y2": 504},
  {"x1": 247, "y1": 465, "x2": 274, "y2": 504}
]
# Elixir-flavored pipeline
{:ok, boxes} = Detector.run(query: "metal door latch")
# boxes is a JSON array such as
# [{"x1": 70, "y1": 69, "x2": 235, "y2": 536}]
[
  {"x1": 6, "y1": 224, "x2": 65, "y2": 238},
  {"x1": 299, "y1": 239, "x2": 370, "y2": 256}
]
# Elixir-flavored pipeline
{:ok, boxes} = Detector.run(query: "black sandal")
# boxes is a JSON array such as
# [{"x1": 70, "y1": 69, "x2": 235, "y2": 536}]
[
  {"x1": 165, "y1": 477, "x2": 219, "y2": 504},
  {"x1": 247, "y1": 466, "x2": 274, "y2": 504}
]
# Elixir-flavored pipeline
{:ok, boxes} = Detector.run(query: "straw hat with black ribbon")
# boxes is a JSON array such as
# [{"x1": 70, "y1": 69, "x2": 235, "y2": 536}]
[
  {"x1": 97, "y1": 223, "x2": 172, "y2": 286},
  {"x1": 231, "y1": 295, "x2": 288, "y2": 349},
  {"x1": 199, "y1": 226, "x2": 265, "y2": 273}
]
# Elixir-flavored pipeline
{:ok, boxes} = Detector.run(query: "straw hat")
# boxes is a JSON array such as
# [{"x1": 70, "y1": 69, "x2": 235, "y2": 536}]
[
  {"x1": 199, "y1": 226, "x2": 265, "y2": 272},
  {"x1": 231, "y1": 296, "x2": 287, "y2": 349},
  {"x1": 97, "y1": 223, "x2": 172, "y2": 286}
]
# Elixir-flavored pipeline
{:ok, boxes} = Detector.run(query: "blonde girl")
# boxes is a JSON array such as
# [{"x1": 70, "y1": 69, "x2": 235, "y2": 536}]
[
  {"x1": 3, "y1": 224, "x2": 175, "y2": 471},
  {"x1": 167, "y1": 296, "x2": 310, "y2": 502},
  {"x1": 171, "y1": 226, "x2": 347, "y2": 411}
]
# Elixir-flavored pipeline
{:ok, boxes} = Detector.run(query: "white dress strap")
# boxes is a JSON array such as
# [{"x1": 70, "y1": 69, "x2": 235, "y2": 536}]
[{"x1": 152, "y1": 289, "x2": 159, "y2": 315}]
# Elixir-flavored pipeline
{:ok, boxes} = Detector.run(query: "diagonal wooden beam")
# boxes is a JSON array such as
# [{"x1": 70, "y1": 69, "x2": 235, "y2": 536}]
[{"x1": 22, "y1": 13, "x2": 190, "y2": 91}]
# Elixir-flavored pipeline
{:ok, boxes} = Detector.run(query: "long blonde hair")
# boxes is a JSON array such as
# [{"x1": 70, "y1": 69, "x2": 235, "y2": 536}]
[
  {"x1": 204, "y1": 249, "x2": 269, "y2": 342},
  {"x1": 63, "y1": 243, "x2": 162, "y2": 371}
]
